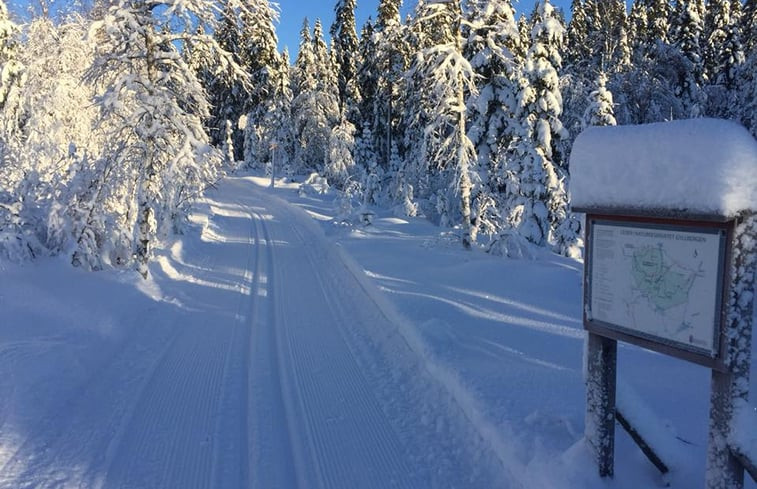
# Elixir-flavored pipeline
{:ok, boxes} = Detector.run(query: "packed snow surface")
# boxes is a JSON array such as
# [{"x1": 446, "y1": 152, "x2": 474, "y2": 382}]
[
  {"x1": 0, "y1": 174, "x2": 755, "y2": 488},
  {"x1": 570, "y1": 119, "x2": 757, "y2": 217}
]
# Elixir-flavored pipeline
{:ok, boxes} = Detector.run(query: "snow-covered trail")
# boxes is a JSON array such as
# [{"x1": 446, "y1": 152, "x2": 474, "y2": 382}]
[{"x1": 0, "y1": 177, "x2": 516, "y2": 488}]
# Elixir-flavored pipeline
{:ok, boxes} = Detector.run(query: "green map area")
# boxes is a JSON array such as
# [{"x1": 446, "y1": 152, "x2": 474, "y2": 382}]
[{"x1": 630, "y1": 244, "x2": 699, "y2": 312}]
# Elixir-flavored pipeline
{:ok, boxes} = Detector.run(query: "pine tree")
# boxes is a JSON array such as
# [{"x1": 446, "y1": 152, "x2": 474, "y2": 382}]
[
  {"x1": 464, "y1": 0, "x2": 520, "y2": 167},
  {"x1": 331, "y1": 0, "x2": 361, "y2": 124},
  {"x1": 616, "y1": 0, "x2": 688, "y2": 124},
  {"x1": 565, "y1": 0, "x2": 590, "y2": 71},
  {"x1": 583, "y1": 72, "x2": 616, "y2": 127},
  {"x1": 507, "y1": 0, "x2": 569, "y2": 250},
  {"x1": 325, "y1": 118, "x2": 356, "y2": 188},
  {"x1": 584, "y1": 0, "x2": 631, "y2": 74},
  {"x1": 627, "y1": 0, "x2": 650, "y2": 55},
  {"x1": 371, "y1": 0, "x2": 409, "y2": 168},
  {"x1": 704, "y1": 0, "x2": 743, "y2": 98},
  {"x1": 207, "y1": 3, "x2": 247, "y2": 158},
  {"x1": 355, "y1": 124, "x2": 383, "y2": 206},
  {"x1": 670, "y1": 0, "x2": 705, "y2": 117},
  {"x1": 241, "y1": 0, "x2": 281, "y2": 168},
  {"x1": 245, "y1": 46, "x2": 293, "y2": 174},
  {"x1": 356, "y1": 18, "x2": 377, "y2": 132},
  {"x1": 291, "y1": 19, "x2": 339, "y2": 172},
  {"x1": 409, "y1": 0, "x2": 478, "y2": 248},
  {"x1": 463, "y1": 0, "x2": 521, "y2": 239},
  {"x1": 646, "y1": 0, "x2": 672, "y2": 45}
]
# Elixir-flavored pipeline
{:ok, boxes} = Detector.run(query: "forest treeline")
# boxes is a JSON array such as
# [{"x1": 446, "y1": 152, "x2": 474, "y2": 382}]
[{"x1": 0, "y1": 0, "x2": 754, "y2": 275}]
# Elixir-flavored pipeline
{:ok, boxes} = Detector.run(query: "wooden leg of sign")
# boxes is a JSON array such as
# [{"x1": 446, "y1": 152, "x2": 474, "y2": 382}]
[
  {"x1": 705, "y1": 214, "x2": 755, "y2": 489},
  {"x1": 707, "y1": 370, "x2": 744, "y2": 489},
  {"x1": 586, "y1": 332, "x2": 617, "y2": 478}
]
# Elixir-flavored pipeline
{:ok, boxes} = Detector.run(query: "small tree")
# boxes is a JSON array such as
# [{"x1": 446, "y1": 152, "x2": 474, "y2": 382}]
[
  {"x1": 583, "y1": 72, "x2": 617, "y2": 128},
  {"x1": 325, "y1": 117, "x2": 356, "y2": 189}
]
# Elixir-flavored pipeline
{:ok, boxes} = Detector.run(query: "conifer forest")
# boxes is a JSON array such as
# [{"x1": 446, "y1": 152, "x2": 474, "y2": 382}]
[{"x1": 0, "y1": 0, "x2": 755, "y2": 275}]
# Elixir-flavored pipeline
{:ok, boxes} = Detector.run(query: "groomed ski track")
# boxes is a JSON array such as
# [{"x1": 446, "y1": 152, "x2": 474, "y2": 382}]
[{"x1": 0, "y1": 177, "x2": 521, "y2": 488}]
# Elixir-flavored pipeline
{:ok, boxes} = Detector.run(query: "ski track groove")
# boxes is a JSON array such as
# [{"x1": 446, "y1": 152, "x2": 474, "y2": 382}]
[
  {"x1": 209, "y1": 202, "x2": 256, "y2": 488},
  {"x1": 274, "y1": 209, "x2": 418, "y2": 489},
  {"x1": 248, "y1": 207, "x2": 304, "y2": 489},
  {"x1": 291, "y1": 247, "x2": 404, "y2": 487}
]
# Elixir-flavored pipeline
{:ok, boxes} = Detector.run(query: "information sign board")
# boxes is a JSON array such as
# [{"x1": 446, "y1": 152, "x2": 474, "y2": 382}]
[{"x1": 585, "y1": 216, "x2": 730, "y2": 367}]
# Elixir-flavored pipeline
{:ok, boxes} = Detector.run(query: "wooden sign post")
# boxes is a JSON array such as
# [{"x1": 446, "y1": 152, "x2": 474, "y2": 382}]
[
  {"x1": 579, "y1": 210, "x2": 755, "y2": 486},
  {"x1": 570, "y1": 119, "x2": 757, "y2": 487},
  {"x1": 706, "y1": 216, "x2": 756, "y2": 489}
]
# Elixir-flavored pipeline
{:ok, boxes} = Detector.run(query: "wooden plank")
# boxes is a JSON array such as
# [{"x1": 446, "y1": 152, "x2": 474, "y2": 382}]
[
  {"x1": 615, "y1": 408, "x2": 669, "y2": 475},
  {"x1": 585, "y1": 333, "x2": 617, "y2": 478},
  {"x1": 706, "y1": 215, "x2": 756, "y2": 489},
  {"x1": 731, "y1": 447, "x2": 757, "y2": 483}
]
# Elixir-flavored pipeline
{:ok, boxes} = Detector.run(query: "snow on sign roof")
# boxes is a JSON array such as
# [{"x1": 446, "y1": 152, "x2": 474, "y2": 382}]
[{"x1": 570, "y1": 118, "x2": 757, "y2": 219}]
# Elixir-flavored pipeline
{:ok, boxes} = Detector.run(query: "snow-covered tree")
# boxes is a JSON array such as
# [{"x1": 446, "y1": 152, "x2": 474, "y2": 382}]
[
  {"x1": 409, "y1": 0, "x2": 478, "y2": 248},
  {"x1": 356, "y1": 18, "x2": 378, "y2": 138},
  {"x1": 583, "y1": 72, "x2": 616, "y2": 128},
  {"x1": 736, "y1": 0, "x2": 757, "y2": 136},
  {"x1": 702, "y1": 0, "x2": 744, "y2": 119},
  {"x1": 86, "y1": 0, "x2": 250, "y2": 277},
  {"x1": 241, "y1": 0, "x2": 281, "y2": 168},
  {"x1": 252, "y1": 47, "x2": 293, "y2": 176},
  {"x1": 463, "y1": 0, "x2": 521, "y2": 239},
  {"x1": 506, "y1": 0, "x2": 570, "y2": 251},
  {"x1": 670, "y1": 0, "x2": 705, "y2": 117},
  {"x1": 371, "y1": 0, "x2": 409, "y2": 168},
  {"x1": 355, "y1": 124, "x2": 384, "y2": 206},
  {"x1": 464, "y1": 0, "x2": 520, "y2": 168},
  {"x1": 206, "y1": 3, "x2": 247, "y2": 157},
  {"x1": 613, "y1": 0, "x2": 690, "y2": 125},
  {"x1": 565, "y1": 0, "x2": 590, "y2": 70},
  {"x1": 291, "y1": 19, "x2": 339, "y2": 172},
  {"x1": 0, "y1": 0, "x2": 24, "y2": 136},
  {"x1": 330, "y1": 0, "x2": 361, "y2": 124},
  {"x1": 0, "y1": 15, "x2": 104, "y2": 265},
  {"x1": 325, "y1": 117, "x2": 356, "y2": 188},
  {"x1": 582, "y1": 0, "x2": 630, "y2": 74}
]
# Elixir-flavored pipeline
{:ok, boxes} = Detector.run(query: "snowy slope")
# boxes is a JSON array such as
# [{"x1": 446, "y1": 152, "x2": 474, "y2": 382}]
[{"x1": 0, "y1": 174, "x2": 754, "y2": 488}]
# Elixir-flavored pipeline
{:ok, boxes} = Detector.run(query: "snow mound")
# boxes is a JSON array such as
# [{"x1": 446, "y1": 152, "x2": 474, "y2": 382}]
[{"x1": 570, "y1": 119, "x2": 757, "y2": 218}]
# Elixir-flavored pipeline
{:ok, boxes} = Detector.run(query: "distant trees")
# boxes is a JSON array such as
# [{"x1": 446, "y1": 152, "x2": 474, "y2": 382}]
[{"x1": 1, "y1": 0, "x2": 755, "y2": 271}]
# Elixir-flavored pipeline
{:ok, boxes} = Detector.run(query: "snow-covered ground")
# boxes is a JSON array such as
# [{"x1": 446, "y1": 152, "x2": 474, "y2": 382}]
[{"x1": 0, "y1": 174, "x2": 754, "y2": 488}]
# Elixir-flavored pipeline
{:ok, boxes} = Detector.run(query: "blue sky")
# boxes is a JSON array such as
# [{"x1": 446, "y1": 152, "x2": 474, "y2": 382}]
[
  {"x1": 7, "y1": 0, "x2": 573, "y2": 54},
  {"x1": 272, "y1": 0, "x2": 572, "y2": 54}
]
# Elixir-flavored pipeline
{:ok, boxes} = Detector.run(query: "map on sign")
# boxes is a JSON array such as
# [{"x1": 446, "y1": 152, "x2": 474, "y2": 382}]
[{"x1": 589, "y1": 221, "x2": 726, "y2": 355}]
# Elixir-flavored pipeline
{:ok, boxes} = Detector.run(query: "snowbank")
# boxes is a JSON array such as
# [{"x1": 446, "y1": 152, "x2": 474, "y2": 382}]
[{"x1": 570, "y1": 119, "x2": 757, "y2": 218}]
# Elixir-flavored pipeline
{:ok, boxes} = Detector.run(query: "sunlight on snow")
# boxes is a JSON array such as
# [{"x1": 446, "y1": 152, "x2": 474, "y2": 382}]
[
  {"x1": 304, "y1": 209, "x2": 333, "y2": 221},
  {"x1": 156, "y1": 256, "x2": 251, "y2": 295},
  {"x1": 363, "y1": 270, "x2": 417, "y2": 285},
  {"x1": 445, "y1": 286, "x2": 581, "y2": 325},
  {"x1": 380, "y1": 286, "x2": 584, "y2": 340},
  {"x1": 208, "y1": 204, "x2": 250, "y2": 219}
]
